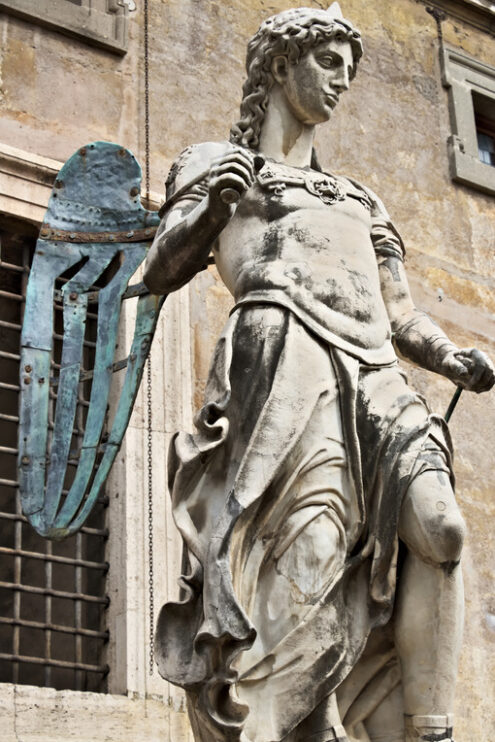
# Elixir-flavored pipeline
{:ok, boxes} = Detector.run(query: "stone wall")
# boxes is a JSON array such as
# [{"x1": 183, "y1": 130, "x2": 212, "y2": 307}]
[{"x1": 0, "y1": 0, "x2": 494, "y2": 739}]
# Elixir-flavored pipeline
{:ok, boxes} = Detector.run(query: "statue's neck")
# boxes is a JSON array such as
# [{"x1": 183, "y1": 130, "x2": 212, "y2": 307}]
[{"x1": 258, "y1": 86, "x2": 315, "y2": 168}]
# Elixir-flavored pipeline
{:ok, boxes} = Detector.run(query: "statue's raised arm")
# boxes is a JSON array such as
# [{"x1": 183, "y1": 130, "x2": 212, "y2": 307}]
[{"x1": 144, "y1": 143, "x2": 255, "y2": 294}]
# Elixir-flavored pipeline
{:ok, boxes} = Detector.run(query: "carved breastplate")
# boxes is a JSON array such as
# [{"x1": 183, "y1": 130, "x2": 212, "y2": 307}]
[{"x1": 256, "y1": 161, "x2": 353, "y2": 207}]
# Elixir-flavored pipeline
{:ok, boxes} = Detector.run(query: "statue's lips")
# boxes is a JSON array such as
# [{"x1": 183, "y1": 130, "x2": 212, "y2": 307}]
[{"x1": 325, "y1": 94, "x2": 339, "y2": 108}]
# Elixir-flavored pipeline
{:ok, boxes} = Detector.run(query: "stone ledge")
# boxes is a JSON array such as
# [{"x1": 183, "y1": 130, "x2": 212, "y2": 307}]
[{"x1": 0, "y1": 683, "x2": 193, "y2": 742}]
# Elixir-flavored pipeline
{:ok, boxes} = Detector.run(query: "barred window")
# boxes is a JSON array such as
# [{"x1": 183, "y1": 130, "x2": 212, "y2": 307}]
[{"x1": 0, "y1": 215, "x2": 109, "y2": 692}]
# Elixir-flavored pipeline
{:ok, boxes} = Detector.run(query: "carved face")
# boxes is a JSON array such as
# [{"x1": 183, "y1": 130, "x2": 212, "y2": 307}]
[{"x1": 275, "y1": 38, "x2": 355, "y2": 125}]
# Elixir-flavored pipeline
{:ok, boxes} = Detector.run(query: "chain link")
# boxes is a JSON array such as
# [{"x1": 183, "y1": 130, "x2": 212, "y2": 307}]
[
  {"x1": 143, "y1": 0, "x2": 154, "y2": 677},
  {"x1": 147, "y1": 358, "x2": 154, "y2": 676}
]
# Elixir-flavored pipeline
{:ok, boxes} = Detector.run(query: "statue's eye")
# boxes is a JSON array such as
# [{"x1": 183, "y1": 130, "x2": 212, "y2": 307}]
[{"x1": 318, "y1": 56, "x2": 339, "y2": 69}]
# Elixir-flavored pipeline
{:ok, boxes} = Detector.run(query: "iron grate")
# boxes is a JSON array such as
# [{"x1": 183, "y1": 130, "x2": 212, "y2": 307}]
[{"x1": 0, "y1": 217, "x2": 109, "y2": 692}]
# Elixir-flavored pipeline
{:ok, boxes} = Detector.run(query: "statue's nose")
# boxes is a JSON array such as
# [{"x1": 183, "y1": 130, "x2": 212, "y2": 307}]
[{"x1": 331, "y1": 66, "x2": 350, "y2": 92}]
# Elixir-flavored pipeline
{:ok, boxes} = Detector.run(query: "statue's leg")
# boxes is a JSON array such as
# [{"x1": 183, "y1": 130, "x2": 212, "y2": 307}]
[{"x1": 395, "y1": 468, "x2": 465, "y2": 742}]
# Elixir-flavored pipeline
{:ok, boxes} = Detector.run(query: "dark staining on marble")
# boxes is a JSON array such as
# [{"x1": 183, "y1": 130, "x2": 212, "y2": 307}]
[
  {"x1": 382, "y1": 256, "x2": 402, "y2": 282},
  {"x1": 261, "y1": 224, "x2": 282, "y2": 259},
  {"x1": 286, "y1": 225, "x2": 313, "y2": 244},
  {"x1": 347, "y1": 269, "x2": 374, "y2": 298}
]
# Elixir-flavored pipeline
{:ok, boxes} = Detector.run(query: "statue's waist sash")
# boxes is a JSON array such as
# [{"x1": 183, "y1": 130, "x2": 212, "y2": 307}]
[{"x1": 233, "y1": 290, "x2": 396, "y2": 366}]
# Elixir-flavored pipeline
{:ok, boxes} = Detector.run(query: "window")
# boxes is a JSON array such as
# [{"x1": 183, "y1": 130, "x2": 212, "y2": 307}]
[
  {"x1": 0, "y1": 216, "x2": 109, "y2": 692},
  {"x1": 442, "y1": 45, "x2": 495, "y2": 195},
  {"x1": 473, "y1": 92, "x2": 495, "y2": 166},
  {"x1": 0, "y1": 0, "x2": 128, "y2": 54}
]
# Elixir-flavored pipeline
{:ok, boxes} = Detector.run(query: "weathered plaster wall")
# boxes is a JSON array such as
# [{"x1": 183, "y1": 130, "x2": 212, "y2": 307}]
[{"x1": 0, "y1": 0, "x2": 494, "y2": 740}]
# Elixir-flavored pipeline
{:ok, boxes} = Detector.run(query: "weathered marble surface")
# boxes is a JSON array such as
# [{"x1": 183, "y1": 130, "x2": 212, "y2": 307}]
[
  {"x1": 1, "y1": 1, "x2": 494, "y2": 740},
  {"x1": 145, "y1": 5, "x2": 493, "y2": 742}
]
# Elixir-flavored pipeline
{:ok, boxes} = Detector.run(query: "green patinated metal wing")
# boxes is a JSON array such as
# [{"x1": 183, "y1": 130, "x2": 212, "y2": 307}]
[{"x1": 18, "y1": 141, "x2": 164, "y2": 539}]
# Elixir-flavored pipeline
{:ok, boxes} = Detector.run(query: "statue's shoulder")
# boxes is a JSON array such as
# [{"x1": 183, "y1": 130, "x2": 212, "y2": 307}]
[
  {"x1": 158, "y1": 141, "x2": 236, "y2": 217},
  {"x1": 337, "y1": 173, "x2": 404, "y2": 257},
  {"x1": 165, "y1": 141, "x2": 234, "y2": 199},
  {"x1": 335, "y1": 173, "x2": 391, "y2": 219}
]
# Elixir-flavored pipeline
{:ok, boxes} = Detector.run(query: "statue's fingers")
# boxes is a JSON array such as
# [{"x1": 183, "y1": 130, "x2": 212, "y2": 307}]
[
  {"x1": 444, "y1": 356, "x2": 470, "y2": 383},
  {"x1": 473, "y1": 364, "x2": 495, "y2": 393},
  {"x1": 466, "y1": 361, "x2": 486, "y2": 391},
  {"x1": 212, "y1": 149, "x2": 256, "y2": 173},
  {"x1": 211, "y1": 161, "x2": 254, "y2": 185}
]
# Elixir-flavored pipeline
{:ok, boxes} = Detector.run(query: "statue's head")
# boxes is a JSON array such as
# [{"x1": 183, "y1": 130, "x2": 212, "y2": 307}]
[{"x1": 230, "y1": 4, "x2": 362, "y2": 149}]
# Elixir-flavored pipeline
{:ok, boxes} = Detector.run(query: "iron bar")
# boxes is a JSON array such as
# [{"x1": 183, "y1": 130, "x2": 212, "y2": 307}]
[
  {"x1": 85, "y1": 280, "x2": 150, "y2": 304},
  {"x1": 0, "y1": 581, "x2": 109, "y2": 605},
  {"x1": 0, "y1": 289, "x2": 24, "y2": 303},
  {"x1": 77, "y1": 357, "x2": 128, "y2": 384},
  {"x1": 75, "y1": 532, "x2": 83, "y2": 690},
  {"x1": 0, "y1": 546, "x2": 109, "y2": 571},
  {"x1": 0, "y1": 445, "x2": 18, "y2": 455},
  {"x1": 0, "y1": 260, "x2": 28, "y2": 274},
  {"x1": 0, "y1": 511, "x2": 109, "y2": 538},
  {"x1": 0, "y1": 413, "x2": 19, "y2": 423},
  {"x1": 0, "y1": 479, "x2": 109, "y2": 510},
  {"x1": 0, "y1": 381, "x2": 20, "y2": 392},
  {"x1": 0, "y1": 319, "x2": 22, "y2": 331},
  {"x1": 13, "y1": 489, "x2": 22, "y2": 685},
  {"x1": 0, "y1": 350, "x2": 20, "y2": 361},
  {"x1": 0, "y1": 653, "x2": 109, "y2": 674},
  {"x1": 0, "y1": 616, "x2": 108, "y2": 640},
  {"x1": 44, "y1": 540, "x2": 53, "y2": 686}
]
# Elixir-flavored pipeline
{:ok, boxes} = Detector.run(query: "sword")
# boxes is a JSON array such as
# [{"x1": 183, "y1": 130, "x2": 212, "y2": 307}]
[{"x1": 444, "y1": 385, "x2": 463, "y2": 423}]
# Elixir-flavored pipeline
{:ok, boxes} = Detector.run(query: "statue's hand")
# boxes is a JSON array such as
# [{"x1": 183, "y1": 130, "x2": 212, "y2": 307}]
[
  {"x1": 207, "y1": 149, "x2": 255, "y2": 219},
  {"x1": 441, "y1": 348, "x2": 495, "y2": 393}
]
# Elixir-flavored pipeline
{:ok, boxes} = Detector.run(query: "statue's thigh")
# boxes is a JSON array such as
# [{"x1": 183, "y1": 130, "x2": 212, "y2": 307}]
[
  {"x1": 276, "y1": 506, "x2": 346, "y2": 598},
  {"x1": 398, "y1": 469, "x2": 466, "y2": 566}
]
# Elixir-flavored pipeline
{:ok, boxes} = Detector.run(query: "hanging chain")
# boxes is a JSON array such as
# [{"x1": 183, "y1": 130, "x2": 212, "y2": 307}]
[
  {"x1": 144, "y1": 0, "x2": 150, "y2": 211},
  {"x1": 147, "y1": 360, "x2": 154, "y2": 678},
  {"x1": 144, "y1": 0, "x2": 155, "y2": 677}
]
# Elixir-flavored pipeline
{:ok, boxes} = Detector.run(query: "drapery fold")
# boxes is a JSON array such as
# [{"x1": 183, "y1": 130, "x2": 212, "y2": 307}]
[{"x1": 155, "y1": 305, "x2": 452, "y2": 742}]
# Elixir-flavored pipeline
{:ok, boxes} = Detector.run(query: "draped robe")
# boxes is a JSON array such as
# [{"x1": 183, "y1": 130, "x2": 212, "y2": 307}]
[{"x1": 153, "y1": 143, "x2": 453, "y2": 742}]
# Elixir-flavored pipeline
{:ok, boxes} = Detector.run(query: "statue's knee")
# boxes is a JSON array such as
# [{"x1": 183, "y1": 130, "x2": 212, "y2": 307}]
[
  {"x1": 400, "y1": 479, "x2": 466, "y2": 567},
  {"x1": 433, "y1": 511, "x2": 466, "y2": 564},
  {"x1": 418, "y1": 509, "x2": 466, "y2": 566}
]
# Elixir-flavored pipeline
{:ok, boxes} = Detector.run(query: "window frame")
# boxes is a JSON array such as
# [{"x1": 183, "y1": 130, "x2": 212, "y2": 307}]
[
  {"x1": 0, "y1": 0, "x2": 128, "y2": 54},
  {"x1": 441, "y1": 45, "x2": 495, "y2": 196}
]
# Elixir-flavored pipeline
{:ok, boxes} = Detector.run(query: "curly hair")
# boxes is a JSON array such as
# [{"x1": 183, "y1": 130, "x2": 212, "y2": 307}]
[{"x1": 229, "y1": 7, "x2": 363, "y2": 150}]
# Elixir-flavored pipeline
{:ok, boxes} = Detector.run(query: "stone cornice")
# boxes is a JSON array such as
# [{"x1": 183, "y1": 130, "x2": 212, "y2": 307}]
[{"x1": 418, "y1": 0, "x2": 495, "y2": 34}]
